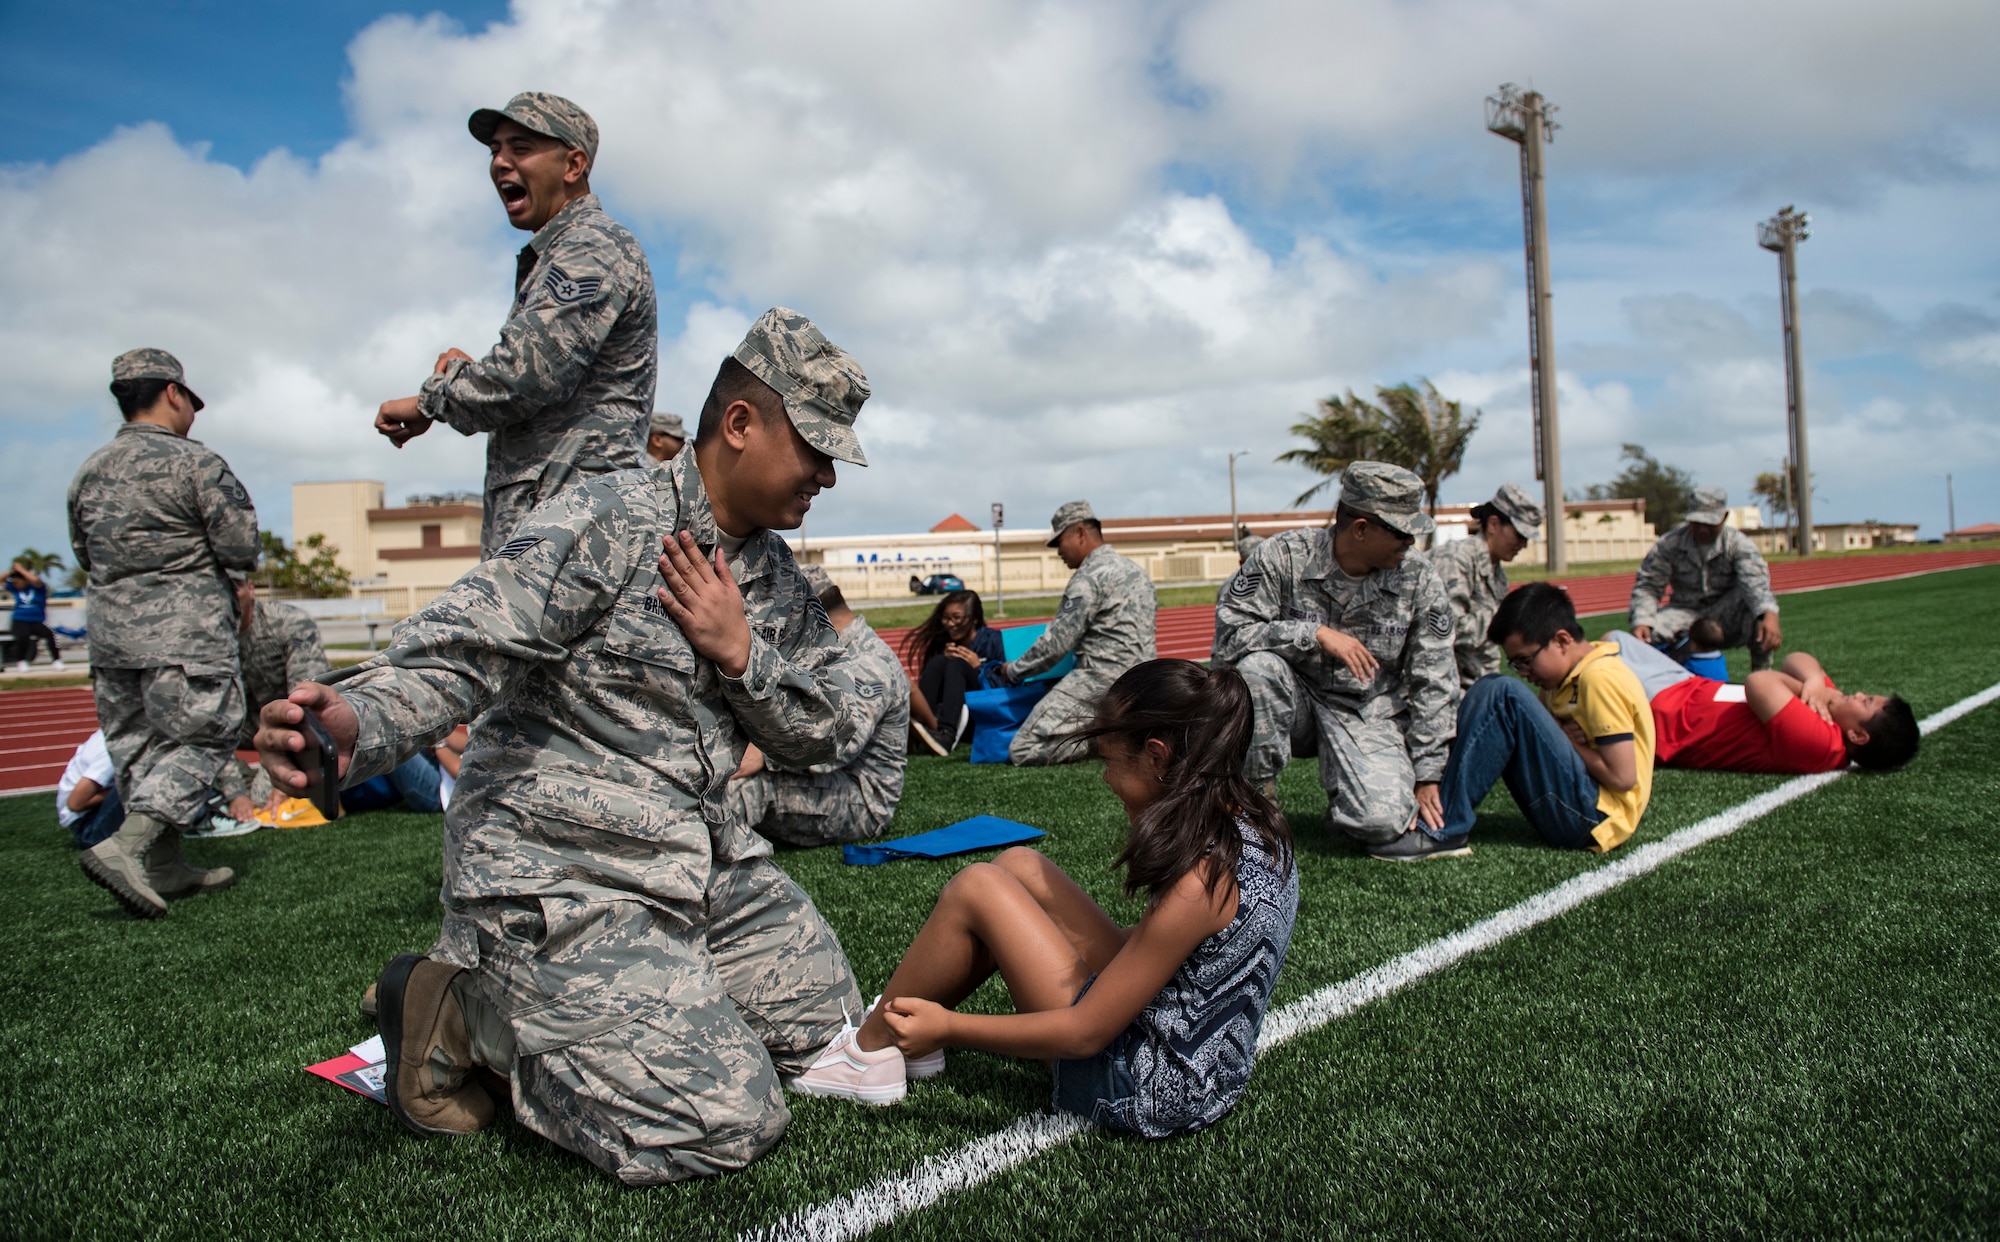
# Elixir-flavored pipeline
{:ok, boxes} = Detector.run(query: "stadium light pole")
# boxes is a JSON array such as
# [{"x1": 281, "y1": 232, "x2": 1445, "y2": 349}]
[
  {"x1": 990, "y1": 502, "x2": 1005, "y2": 618},
  {"x1": 1228, "y1": 451, "x2": 1248, "y2": 549},
  {"x1": 1946, "y1": 472, "x2": 1956, "y2": 537},
  {"x1": 1759, "y1": 205, "x2": 1813, "y2": 557},
  {"x1": 1486, "y1": 83, "x2": 1566, "y2": 573}
]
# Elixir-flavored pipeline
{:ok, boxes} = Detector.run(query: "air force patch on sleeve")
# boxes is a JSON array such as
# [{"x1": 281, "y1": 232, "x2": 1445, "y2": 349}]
[
  {"x1": 1228, "y1": 571, "x2": 1262, "y2": 599},
  {"x1": 543, "y1": 265, "x2": 603, "y2": 305},
  {"x1": 1427, "y1": 607, "x2": 1453, "y2": 637},
  {"x1": 494, "y1": 535, "x2": 544, "y2": 560}
]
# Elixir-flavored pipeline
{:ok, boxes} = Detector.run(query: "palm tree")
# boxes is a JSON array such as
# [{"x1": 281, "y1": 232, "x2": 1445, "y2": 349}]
[
  {"x1": 12, "y1": 547, "x2": 65, "y2": 576},
  {"x1": 1278, "y1": 379, "x2": 1481, "y2": 517}
]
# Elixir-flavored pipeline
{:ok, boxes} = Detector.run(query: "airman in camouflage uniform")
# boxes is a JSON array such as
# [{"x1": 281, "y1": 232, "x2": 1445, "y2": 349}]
[
  {"x1": 647, "y1": 410, "x2": 687, "y2": 463},
  {"x1": 1004, "y1": 501, "x2": 1158, "y2": 766},
  {"x1": 267, "y1": 309, "x2": 871, "y2": 1183},
  {"x1": 1431, "y1": 482, "x2": 1543, "y2": 688},
  {"x1": 217, "y1": 583, "x2": 331, "y2": 805},
  {"x1": 728, "y1": 566, "x2": 909, "y2": 846},
  {"x1": 1213, "y1": 463, "x2": 1457, "y2": 844},
  {"x1": 375, "y1": 92, "x2": 657, "y2": 557},
  {"x1": 70, "y1": 349, "x2": 258, "y2": 917},
  {"x1": 1629, "y1": 487, "x2": 1781, "y2": 671}
]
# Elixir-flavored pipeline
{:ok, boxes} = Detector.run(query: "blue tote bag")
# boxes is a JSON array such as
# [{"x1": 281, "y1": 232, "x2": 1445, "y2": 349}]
[{"x1": 965, "y1": 682, "x2": 1048, "y2": 764}]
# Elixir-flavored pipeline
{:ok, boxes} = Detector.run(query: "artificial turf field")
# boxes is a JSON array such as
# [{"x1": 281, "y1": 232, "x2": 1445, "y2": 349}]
[{"x1": 3, "y1": 567, "x2": 1997, "y2": 1240}]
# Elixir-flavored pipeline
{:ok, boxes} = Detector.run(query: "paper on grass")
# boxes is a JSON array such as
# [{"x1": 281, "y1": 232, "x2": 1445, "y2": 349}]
[{"x1": 306, "y1": 1033, "x2": 388, "y2": 1106}]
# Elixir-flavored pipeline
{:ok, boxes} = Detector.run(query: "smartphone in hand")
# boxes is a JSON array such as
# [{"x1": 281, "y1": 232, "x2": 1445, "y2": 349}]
[{"x1": 293, "y1": 709, "x2": 342, "y2": 822}]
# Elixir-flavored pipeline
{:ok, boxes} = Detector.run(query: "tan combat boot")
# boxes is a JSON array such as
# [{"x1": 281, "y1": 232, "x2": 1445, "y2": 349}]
[
  {"x1": 145, "y1": 830, "x2": 237, "y2": 898},
  {"x1": 375, "y1": 954, "x2": 494, "y2": 1137},
  {"x1": 80, "y1": 812, "x2": 170, "y2": 918}
]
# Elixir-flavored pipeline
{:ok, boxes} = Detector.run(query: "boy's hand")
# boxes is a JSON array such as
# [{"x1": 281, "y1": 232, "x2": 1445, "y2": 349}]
[
  {"x1": 1560, "y1": 718, "x2": 1590, "y2": 750},
  {"x1": 881, "y1": 997, "x2": 952, "y2": 1058},
  {"x1": 1631, "y1": 624, "x2": 1653, "y2": 644},
  {"x1": 1798, "y1": 679, "x2": 1840, "y2": 722},
  {"x1": 657, "y1": 531, "x2": 751, "y2": 678},
  {"x1": 1316, "y1": 626, "x2": 1379, "y2": 682},
  {"x1": 1414, "y1": 782, "x2": 1443, "y2": 831}
]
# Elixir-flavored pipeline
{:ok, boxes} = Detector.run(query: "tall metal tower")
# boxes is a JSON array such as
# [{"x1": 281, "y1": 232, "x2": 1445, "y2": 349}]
[
  {"x1": 1758, "y1": 205, "x2": 1813, "y2": 557},
  {"x1": 1486, "y1": 84, "x2": 1565, "y2": 572}
]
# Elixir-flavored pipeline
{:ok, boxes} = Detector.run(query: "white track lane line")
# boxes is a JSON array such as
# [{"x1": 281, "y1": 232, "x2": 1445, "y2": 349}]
[{"x1": 746, "y1": 679, "x2": 2000, "y2": 1242}]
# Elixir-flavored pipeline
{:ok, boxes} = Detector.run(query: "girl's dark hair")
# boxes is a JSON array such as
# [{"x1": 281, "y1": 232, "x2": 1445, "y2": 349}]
[
  {"x1": 1468, "y1": 502, "x2": 1503, "y2": 535},
  {"x1": 110, "y1": 378, "x2": 175, "y2": 419},
  {"x1": 900, "y1": 589, "x2": 985, "y2": 663},
  {"x1": 1073, "y1": 658, "x2": 1291, "y2": 903}
]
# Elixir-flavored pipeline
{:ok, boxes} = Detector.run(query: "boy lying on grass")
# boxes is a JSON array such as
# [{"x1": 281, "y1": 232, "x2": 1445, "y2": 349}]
[
  {"x1": 789, "y1": 658, "x2": 1299, "y2": 1137},
  {"x1": 1371, "y1": 581, "x2": 1654, "y2": 862},
  {"x1": 1607, "y1": 632, "x2": 1919, "y2": 774}
]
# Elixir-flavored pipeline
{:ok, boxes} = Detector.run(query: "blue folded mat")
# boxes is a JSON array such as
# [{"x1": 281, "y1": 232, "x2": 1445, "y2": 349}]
[{"x1": 842, "y1": 814, "x2": 1046, "y2": 866}]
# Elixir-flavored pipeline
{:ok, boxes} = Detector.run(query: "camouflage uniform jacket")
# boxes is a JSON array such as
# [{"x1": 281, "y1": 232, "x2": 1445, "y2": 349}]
[
  {"x1": 1429, "y1": 536, "x2": 1508, "y2": 687},
  {"x1": 236, "y1": 600, "x2": 332, "y2": 745},
  {"x1": 334, "y1": 449, "x2": 863, "y2": 950},
  {"x1": 1212, "y1": 529, "x2": 1457, "y2": 782},
  {"x1": 766, "y1": 615, "x2": 909, "y2": 826},
  {"x1": 66, "y1": 421, "x2": 259, "y2": 670},
  {"x1": 1006, "y1": 545, "x2": 1157, "y2": 680},
  {"x1": 1629, "y1": 524, "x2": 1778, "y2": 631},
  {"x1": 418, "y1": 194, "x2": 658, "y2": 508}
]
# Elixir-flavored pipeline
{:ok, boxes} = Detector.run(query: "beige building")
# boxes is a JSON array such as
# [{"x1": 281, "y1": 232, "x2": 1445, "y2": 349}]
[
  {"x1": 293, "y1": 481, "x2": 483, "y2": 615},
  {"x1": 296, "y1": 482, "x2": 1672, "y2": 615},
  {"x1": 796, "y1": 498, "x2": 1659, "y2": 603},
  {"x1": 1745, "y1": 519, "x2": 1920, "y2": 555}
]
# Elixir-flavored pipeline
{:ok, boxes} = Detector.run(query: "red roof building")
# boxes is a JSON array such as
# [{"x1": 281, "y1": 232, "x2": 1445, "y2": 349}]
[{"x1": 930, "y1": 513, "x2": 981, "y2": 533}]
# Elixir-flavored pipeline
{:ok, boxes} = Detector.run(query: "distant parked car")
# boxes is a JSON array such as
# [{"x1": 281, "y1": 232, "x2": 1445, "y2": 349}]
[{"x1": 909, "y1": 573, "x2": 966, "y2": 596}]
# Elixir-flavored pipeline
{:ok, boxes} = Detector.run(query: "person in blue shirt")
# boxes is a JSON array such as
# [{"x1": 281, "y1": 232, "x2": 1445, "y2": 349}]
[
  {"x1": 5, "y1": 563, "x2": 61, "y2": 671},
  {"x1": 899, "y1": 588, "x2": 1005, "y2": 754}
]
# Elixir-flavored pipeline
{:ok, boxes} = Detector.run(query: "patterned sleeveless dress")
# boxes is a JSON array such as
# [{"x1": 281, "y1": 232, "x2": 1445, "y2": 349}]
[{"x1": 1050, "y1": 820, "x2": 1299, "y2": 1136}]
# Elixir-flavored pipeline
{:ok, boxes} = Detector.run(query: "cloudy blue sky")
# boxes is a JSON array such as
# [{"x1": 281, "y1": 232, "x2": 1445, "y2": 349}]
[{"x1": 3, "y1": 0, "x2": 1996, "y2": 562}]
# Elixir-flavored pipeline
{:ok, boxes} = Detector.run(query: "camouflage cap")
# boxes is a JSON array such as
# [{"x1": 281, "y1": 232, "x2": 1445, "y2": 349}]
[
  {"x1": 649, "y1": 410, "x2": 685, "y2": 438},
  {"x1": 1046, "y1": 500, "x2": 1096, "y2": 547},
  {"x1": 110, "y1": 348, "x2": 203, "y2": 411},
  {"x1": 1685, "y1": 486, "x2": 1729, "y2": 525},
  {"x1": 468, "y1": 92, "x2": 599, "y2": 168},
  {"x1": 1337, "y1": 461, "x2": 1434, "y2": 536},
  {"x1": 799, "y1": 563, "x2": 835, "y2": 598},
  {"x1": 732, "y1": 307, "x2": 870, "y2": 466},
  {"x1": 1490, "y1": 482, "x2": 1544, "y2": 540},
  {"x1": 1236, "y1": 533, "x2": 1266, "y2": 559}
]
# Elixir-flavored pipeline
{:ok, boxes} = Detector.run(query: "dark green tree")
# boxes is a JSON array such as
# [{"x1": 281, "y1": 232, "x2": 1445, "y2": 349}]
[
  {"x1": 255, "y1": 531, "x2": 351, "y2": 598},
  {"x1": 1586, "y1": 444, "x2": 1697, "y2": 533}
]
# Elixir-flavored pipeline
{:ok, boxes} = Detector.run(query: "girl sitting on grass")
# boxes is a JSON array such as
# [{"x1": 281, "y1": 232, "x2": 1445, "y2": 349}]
[{"x1": 792, "y1": 658, "x2": 1299, "y2": 1136}]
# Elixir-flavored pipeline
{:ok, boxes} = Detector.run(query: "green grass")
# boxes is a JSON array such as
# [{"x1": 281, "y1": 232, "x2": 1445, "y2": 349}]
[{"x1": 3, "y1": 567, "x2": 1997, "y2": 1239}]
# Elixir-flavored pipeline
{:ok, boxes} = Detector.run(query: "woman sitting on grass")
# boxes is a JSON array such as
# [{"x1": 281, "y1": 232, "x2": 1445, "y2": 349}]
[
  {"x1": 792, "y1": 658, "x2": 1299, "y2": 1136},
  {"x1": 900, "y1": 588, "x2": 1005, "y2": 755}
]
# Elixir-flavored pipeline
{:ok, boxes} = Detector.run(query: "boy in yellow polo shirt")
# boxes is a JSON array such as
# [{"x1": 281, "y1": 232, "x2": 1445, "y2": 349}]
[{"x1": 1369, "y1": 582, "x2": 1653, "y2": 861}]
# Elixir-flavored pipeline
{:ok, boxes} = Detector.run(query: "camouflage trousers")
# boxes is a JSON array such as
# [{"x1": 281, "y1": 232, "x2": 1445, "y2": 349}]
[
  {"x1": 459, "y1": 857, "x2": 863, "y2": 1185},
  {"x1": 1646, "y1": 586, "x2": 1775, "y2": 671},
  {"x1": 1009, "y1": 666, "x2": 1118, "y2": 766},
  {"x1": 727, "y1": 769, "x2": 890, "y2": 848},
  {"x1": 1236, "y1": 651, "x2": 1417, "y2": 845},
  {"x1": 93, "y1": 665, "x2": 245, "y2": 827}
]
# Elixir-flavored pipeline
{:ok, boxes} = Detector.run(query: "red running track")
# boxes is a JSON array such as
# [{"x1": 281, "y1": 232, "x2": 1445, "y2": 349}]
[{"x1": 5, "y1": 548, "x2": 1994, "y2": 795}]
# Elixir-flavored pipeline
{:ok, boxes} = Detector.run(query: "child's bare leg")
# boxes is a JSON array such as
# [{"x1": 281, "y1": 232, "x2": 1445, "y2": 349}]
[
  {"x1": 991, "y1": 847, "x2": 1127, "y2": 974},
  {"x1": 856, "y1": 861, "x2": 1092, "y2": 1051},
  {"x1": 909, "y1": 681, "x2": 938, "y2": 731}
]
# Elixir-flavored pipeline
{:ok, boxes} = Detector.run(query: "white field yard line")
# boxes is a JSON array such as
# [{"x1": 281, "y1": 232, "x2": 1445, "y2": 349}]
[{"x1": 747, "y1": 678, "x2": 2000, "y2": 1242}]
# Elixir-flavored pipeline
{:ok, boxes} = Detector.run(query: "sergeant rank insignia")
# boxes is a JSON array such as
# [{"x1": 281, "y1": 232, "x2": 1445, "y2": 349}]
[{"x1": 542, "y1": 265, "x2": 603, "y2": 304}]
